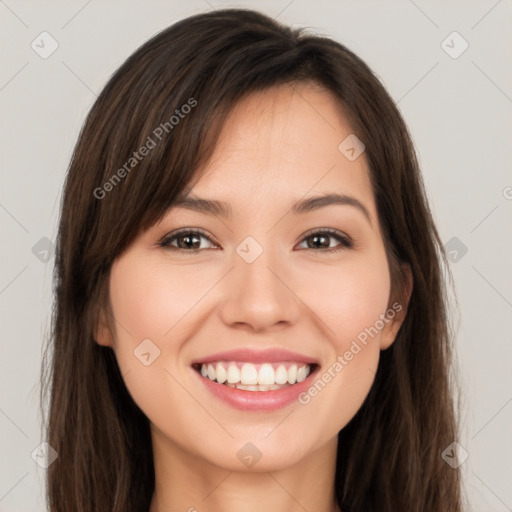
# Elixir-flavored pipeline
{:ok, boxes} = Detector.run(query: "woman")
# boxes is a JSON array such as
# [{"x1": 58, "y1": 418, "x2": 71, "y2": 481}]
[{"x1": 42, "y1": 8, "x2": 462, "y2": 512}]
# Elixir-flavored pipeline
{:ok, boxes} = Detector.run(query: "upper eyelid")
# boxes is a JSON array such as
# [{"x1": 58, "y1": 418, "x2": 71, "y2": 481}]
[{"x1": 159, "y1": 227, "x2": 216, "y2": 243}]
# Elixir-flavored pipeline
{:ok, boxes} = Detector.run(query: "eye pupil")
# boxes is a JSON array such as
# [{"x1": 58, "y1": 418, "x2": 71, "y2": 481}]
[
  {"x1": 178, "y1": 234, "x2": 201, "y2": 249},
  {"x1": 308, "y1": 234, "x2": 329, "y2": 249}
]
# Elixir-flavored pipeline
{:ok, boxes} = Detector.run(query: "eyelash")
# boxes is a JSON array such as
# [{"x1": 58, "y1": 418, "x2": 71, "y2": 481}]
[{"x1": 158, "y1": 228, "x2": 354, "y2": 254}]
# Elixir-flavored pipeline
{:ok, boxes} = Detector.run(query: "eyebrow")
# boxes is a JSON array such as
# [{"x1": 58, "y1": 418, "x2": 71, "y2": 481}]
[{"x1": 172, "y1": 193, "x2": 372, "y2": 224}]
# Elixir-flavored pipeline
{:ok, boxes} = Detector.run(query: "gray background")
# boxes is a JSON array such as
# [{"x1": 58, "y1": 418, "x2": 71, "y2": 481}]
[{"x1": 1, "y1": 0, "x2": 511, "y2": 510}]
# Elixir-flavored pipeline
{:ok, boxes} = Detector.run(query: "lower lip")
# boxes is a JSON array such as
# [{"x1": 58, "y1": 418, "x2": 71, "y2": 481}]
[{"x1": 193, "y1": 366, "x2": 318, "y2": 412}]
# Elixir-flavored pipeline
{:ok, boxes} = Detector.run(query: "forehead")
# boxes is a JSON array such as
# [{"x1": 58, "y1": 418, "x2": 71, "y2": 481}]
[{"x1": 174, "y1": 82, "x2": 378, "y2": 226}]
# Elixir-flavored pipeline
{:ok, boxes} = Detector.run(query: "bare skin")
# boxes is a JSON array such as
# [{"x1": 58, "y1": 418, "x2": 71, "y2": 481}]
[{"x1": 96, "y1": 82, "x2": 411, "y2": 512}]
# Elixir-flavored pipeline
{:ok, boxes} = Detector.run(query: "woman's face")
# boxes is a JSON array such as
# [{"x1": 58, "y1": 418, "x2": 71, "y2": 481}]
[{"x1": 96, "y1": 82, "x2": 406, "y2": 472}]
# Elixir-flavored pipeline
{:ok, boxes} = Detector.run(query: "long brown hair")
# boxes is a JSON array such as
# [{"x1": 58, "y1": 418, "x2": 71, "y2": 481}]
[{"x1": 42, "y1": 8, "x2": 462, "y2": 511}]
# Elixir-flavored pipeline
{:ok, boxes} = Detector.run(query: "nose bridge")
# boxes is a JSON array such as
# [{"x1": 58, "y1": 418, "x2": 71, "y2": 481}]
[
  {"x1": 219, "y1": 235, "x2": 298, "y2": 330},
  {"x1": 238, "y1": 242, "x2": 279, "y2": 293}
]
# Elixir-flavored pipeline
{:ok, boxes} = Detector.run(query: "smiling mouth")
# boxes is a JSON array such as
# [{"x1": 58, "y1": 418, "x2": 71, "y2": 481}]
[{"x1": 192, "y1": 361, "x2": 318, "y2": 391}]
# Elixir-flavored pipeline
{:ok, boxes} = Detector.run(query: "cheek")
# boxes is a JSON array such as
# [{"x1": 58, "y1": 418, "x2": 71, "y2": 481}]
[
  {"x1": 106, "y1": 254, "x2": 201, "y2": 424},
  {"x1": 108, "y1": 255, "x2": 213, "y2": 342},
  {"x1": 296, "y1": 251, "x2": 391, "y2": 351},
  {"x1": 292, "y1": 250, "x2": 391, "y2": 421},
  {"x1": 107, "y1": 252, "x2": 231, "y2": 409}
]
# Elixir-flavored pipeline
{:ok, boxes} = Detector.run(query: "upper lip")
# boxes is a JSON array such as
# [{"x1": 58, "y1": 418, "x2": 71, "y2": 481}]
[{"x1": 191, "y1": 348, "x2": 319, "y2": 366}]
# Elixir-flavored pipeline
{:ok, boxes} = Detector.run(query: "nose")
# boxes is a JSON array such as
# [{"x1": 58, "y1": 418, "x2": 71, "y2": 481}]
[{"x1": 218, "y1": 245, "x2": 300, "y2": 333}]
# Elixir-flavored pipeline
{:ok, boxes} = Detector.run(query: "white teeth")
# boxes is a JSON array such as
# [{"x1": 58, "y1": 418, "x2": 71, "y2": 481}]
[
  {"x1": 240, "y1": 363, "x2": 258, "y2": 385},
  {"x1": 287, "y1": 364, "x2": 297, "y2": 384},
  {"x1": 207, "y1": 364, "x2": 216, "y2": 381},
  {"x1": 257, "y1": 363, "x2": 275, "y2": 385},
  {"x1": 198, "y1": 361, "x2": 313, "y2": 388},
  {"x1": 216, "y1": 363, "x2": 227, "y2": 384},
  {"x1": 275, "y1": 365, "x2": 288, "y2": 385},
  {"x1": 226, "y1": 364, "x2": 240, "y2": 384}
]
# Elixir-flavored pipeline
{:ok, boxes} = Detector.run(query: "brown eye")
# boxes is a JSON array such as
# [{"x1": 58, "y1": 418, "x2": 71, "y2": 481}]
[
  {"x1": 158, "y1": 228, "x2": 353, "y2": 254},
  {"x1": 159, "y1": 229, "x2": 217, "y2": 252},
  {"x1": 298, "y1": 229, "x2": 353, "y2": 253}
]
